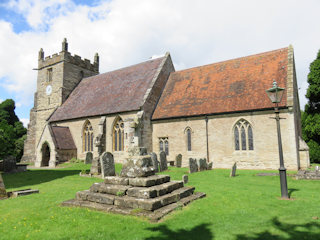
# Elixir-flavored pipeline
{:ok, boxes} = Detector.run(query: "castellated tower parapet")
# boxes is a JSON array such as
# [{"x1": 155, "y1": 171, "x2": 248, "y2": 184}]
[{"x1": 38, "y1": 39, "x2": 99, "y2": 73}]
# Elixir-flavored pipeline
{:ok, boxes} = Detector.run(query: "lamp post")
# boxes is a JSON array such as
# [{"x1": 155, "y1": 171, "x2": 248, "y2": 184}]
[{"x1": 266, "y1": 81, "x2": 289, "y2": 199}]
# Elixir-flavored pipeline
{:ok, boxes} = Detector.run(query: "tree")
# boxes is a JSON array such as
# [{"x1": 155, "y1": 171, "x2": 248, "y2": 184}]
[
  {"x1": 302, "y1": 50, "x2": 320, "y2": 163},
  {"x1": 0, "y1": 99, "x2": 27, "y2": 161}
]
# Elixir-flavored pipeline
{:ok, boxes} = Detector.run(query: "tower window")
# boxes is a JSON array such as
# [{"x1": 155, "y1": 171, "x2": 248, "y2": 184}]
[{"x1": 47, "y1": 68, "x2": 53, "y2": 82}]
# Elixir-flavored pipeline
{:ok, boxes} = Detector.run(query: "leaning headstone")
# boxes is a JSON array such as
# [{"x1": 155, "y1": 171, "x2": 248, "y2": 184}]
[
  {"x1": 159, "y1": 151, "x2": 168, "y2": 172},
  {"x1": 0, "y1": 173, "x2": 7, "y2": 199},
  {"x1": 230, "y1": 162, "x2": 237, "y2": 177},
  {"x1": 207, "y1": 162, "x2": 213, "y2": 170},
  {"x1": 189, "y1": 158, "x2": 198, "y2": 173},
  {"x1": 3, "y1": 156, "x2": 16, "y2": 173},
  {"x1": 198, "y1": 158, "x2": 207, "y2": 171},
  {"x1": 90, "y1": 157, "x2": 101, "y2": 175},
  {"x1": 150, "y1": 152, "x2": 159, "y2": 173},
  {"x1": 100, "y1": 152, "x2": 115, "y2": 178},
  {"x1": 175, "y1": 154, "x2": 182, "y2": 168},
  {"x1": 85, "y1": 152, "x2": 93, "y2": 164},
  {"x1": 182, "y1": 174, "x2": 188, "y2": 184}
]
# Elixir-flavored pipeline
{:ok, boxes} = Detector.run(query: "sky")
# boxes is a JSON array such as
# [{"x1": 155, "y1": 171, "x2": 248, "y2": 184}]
[{"x1": 0, "y1": 0, "x2": 319, "y2": 128}]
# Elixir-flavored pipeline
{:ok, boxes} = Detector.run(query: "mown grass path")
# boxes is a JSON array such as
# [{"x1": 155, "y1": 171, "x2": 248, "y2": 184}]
[{"x1": 0, "y1": 163, "x2": 319, "y2": 240}]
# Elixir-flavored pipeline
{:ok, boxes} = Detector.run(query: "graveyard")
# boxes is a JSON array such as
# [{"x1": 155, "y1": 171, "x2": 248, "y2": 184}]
[{"x1": 0, "y1": 161, "x2": 320, "y2": 240}]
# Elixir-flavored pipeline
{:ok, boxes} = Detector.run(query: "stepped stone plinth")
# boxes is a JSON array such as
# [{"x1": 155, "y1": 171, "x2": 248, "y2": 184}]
[{"x1": 62, "y1": 148, "x2": 206, "y2": 221}]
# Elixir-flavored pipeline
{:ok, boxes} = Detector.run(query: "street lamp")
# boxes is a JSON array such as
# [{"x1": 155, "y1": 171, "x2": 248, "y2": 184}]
[{"x1": 266, "y1": 80, "x2": 289, "y2": 199}]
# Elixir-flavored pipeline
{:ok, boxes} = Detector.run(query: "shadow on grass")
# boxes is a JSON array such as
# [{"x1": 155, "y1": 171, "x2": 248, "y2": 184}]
[
  {"x1": 2, "y1": 169, "x2": 81, "y2": 189},
  {"x1": 288, "y1": 188, "x2": 299, "y2": 198},
  {"x1": 144, "y1": 223, "x2": 213, "y2": 240},
  {"x1": 236, "y1": 217, "x2": 320, "y2": 240}
]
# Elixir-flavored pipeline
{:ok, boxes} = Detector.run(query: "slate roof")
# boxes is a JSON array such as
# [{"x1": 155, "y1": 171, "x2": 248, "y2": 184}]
[
  {"x1": 49, "y1": 57, "x2": 165, "y2": 122},
  {"x1": 152, "y1": 48, "x2": 289, "y2": 120},
  {"x1": 51, "y1": 126, "x2": 76, "y2": 150}
]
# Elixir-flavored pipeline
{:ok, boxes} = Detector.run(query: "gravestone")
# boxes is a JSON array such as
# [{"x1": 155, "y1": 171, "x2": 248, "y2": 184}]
[
  {"x1": 90, "y1": 157, "x2": 101, "y2": 175},
  {"x1": 159, "y1": 151, "x2": 168, "y2": 172},
  {"x1": 0, "y1": 173, "x2": 7, "y2": 199},
  {"x1": 189, "y1": 158, "x2": 198, "y2": 173},
  {"x1": 100, "y1": 152, "x2": 115, "y2": 178},
  {"x1": 207, "y1": 162, "x2": 213, "y2": 170},
  {"x1": 85, "y1": 152, "x2": 93, "y2": 164},
  {"x1": 198, "y1": 158, "x2": 207, "y2": 171},
  {"x1": 150, "y1": 152, "x2": 159, "y2": 173},
  {"x1": 3, "y1": 156, "x2": 16, "y2": 173},
  {"x1": 182, "y1": 174, "x2": 188, "y2": 184},
  {"x1": 175, "y1": 154, "x2": 182, "y2": 168},
  {"x1": 230, "y1": 162, "x2": 237, "y2": 177},
  {"x1": 316, "y1": 166, "x2": 319, "y2": 173}
]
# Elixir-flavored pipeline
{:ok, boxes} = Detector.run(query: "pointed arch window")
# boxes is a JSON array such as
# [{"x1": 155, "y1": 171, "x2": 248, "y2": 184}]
[
  {"x1": 83, "y1": 121, "x2": 94, "y2": 152},
  {"x1": 234, "y1": 119, "x2": 254, "y2": 151},
  {"x1": 113, "y1": 118, "x2": 124, "y2": 151},
  {"x1": 185, "y1": 127, "x2": 192, "y2": 151},
  {"x1": 159, "y1": 137, "x2": 169, "y2": 155}
]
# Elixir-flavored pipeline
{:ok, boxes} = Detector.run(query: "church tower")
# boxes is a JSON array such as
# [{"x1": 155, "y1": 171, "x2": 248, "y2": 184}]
[{"x1": 22, "y1": 39, "x2": 99, "y2": 163}]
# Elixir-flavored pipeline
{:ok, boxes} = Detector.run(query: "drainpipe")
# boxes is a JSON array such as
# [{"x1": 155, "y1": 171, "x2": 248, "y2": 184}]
[{"x1": 205, "y1": 115, "x2": 209, "y2": 163}]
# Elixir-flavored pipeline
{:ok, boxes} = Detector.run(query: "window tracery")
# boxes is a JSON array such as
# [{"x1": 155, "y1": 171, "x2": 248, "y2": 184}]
[{"x1": 234, "y1": 119, "x2": 253, "y2": 151}]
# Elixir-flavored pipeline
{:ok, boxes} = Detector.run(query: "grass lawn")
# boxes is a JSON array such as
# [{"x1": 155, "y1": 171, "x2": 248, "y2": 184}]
[{"x1": 0, "y1": 163, "x2": 320, "y2": 240}]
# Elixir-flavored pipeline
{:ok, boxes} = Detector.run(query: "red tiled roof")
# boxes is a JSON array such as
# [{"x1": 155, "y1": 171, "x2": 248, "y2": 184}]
[
  {"x1": 51, "y1": 126, "x2": 76, "y2": 150},
  {"x1": 49, "y1": 57, "x2": 165, "y2": 122},
  {"x1": 152, "y1": 48, "x2": 288, "y2": 120}
]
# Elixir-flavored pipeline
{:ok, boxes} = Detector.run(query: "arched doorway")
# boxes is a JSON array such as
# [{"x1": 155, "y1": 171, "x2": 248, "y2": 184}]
[{"x1": 41, "y1": 142, "x2": 50, "y2": 167}]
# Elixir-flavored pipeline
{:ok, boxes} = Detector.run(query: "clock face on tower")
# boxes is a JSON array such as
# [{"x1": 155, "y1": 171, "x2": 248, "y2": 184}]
[{"x1": 46, "y1": 85, "x2": 52, "y2": 96}]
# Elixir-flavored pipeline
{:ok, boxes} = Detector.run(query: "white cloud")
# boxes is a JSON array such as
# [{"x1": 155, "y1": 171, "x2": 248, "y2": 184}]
[
  {"x1": 0, "y1": 99, "x2": 3, "y2": 103},
  {"x1": 0, "y1": 0, "x2": 320, "y2": 111},
  {"x1": 20, "y1": 118, "x2": 29, "y2": 128}
]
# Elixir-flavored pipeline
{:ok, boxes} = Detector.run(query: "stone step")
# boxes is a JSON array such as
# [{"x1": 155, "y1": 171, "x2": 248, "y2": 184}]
[
  {"x1": 114, "y1": 186, "x2": 195, "y2": 211},
  {"x1": 76, "y1": 190, "x2": 115, "y2": 205},
  {"x1": 127, "y1": 181, "x2": 184, "y2": 199},
  {"x1": 90, "y1": 183, "x2": 131, "y2": 195},
  {"x1": 62, "y1": 190, "x2": 206, "y2": 222},
  {"x1": 104, "y1": 176, "x2": 129, "y2": 185},
  {"x1": 128, "y1": 175, "x2": 170, "y2": 187}
]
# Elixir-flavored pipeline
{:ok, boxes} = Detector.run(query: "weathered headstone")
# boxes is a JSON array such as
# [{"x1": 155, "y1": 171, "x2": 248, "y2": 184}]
[
  {"x1": 3, "y1": 156, "x2": 16, "y2": 173},
  {"x1": 175, "y1": 154, "x2": 182, "y2": 168},
  {"x1": 159, "y1": 151, "x2": 168, "y2": 171},
  {"x1": 150, "y1": 152, "x2": 159, "y2": 173},
  {"x1": 90, "y1": 157, "x2": 101, "y2": 175},
  {"x1": 0, "y1": 173, "x2": 7, "y2": 199},
  {"x1": 316, "y1": 166, "x2": 319, "y2": 173},
  {"x1": 230, "y1": 162, "x2": 237, "y2": 177},
  {"x1": 207, "y1": 162, "x2": 213, "y2": 170},
  {"x1": 100, "y1": 152, "x2": 115, "y2": 178},
  {"x1": 189, "y1": 158, "x2": 198, "y2": 173},
  {"x1": 182, "y1": 174, "x2": 188, "y2": 184},
  {"x1": 85, "y1": 152, "x2": 93, "y2": 164},
  {"x1": 198, "y1": 158, "x2": 207, "y2": 171}
]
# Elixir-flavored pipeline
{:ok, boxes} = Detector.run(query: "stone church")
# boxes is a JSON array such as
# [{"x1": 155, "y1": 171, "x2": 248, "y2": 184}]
[{"x1": 22, "y1": 39, "x2": 310, "y2": 170}]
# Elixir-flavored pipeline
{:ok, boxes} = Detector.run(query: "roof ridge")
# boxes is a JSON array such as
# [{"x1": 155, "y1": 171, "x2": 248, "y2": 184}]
[
  {"x1": 174, "y1": 47, "x2": 289, "y2": 74},
  {"x1": 82, "y1": 55, "x2": 166, "y2": 81}
]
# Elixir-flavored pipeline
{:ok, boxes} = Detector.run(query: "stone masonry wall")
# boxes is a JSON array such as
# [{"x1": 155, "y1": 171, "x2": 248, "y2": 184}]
[
  {"x1": 152, "y1": 109, "x2": 301, "y2": 170},
  {"x1": 141, "y1": 53, "x2": 175, "y2": 153}
]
